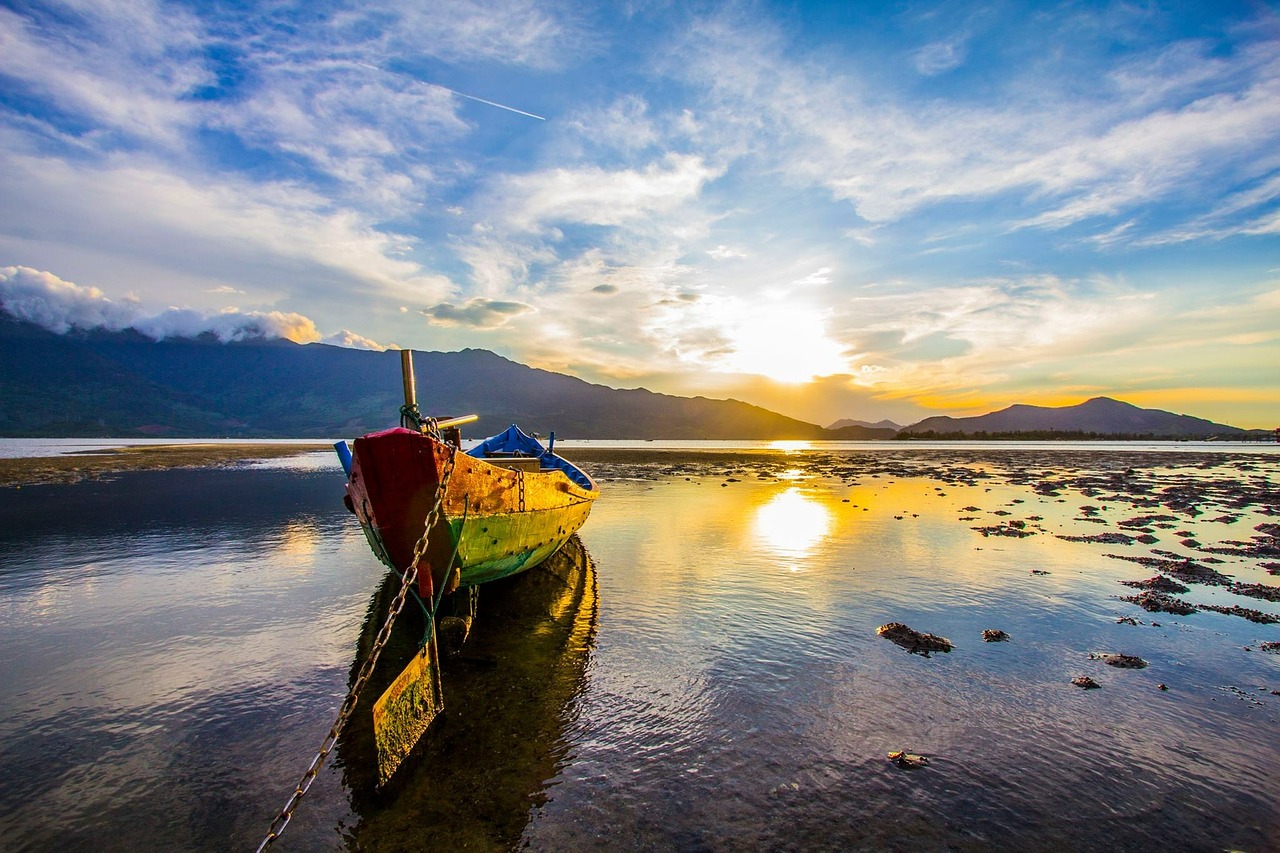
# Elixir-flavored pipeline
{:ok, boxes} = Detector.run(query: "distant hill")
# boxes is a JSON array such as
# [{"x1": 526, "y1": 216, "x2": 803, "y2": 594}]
[
  {"x1": 899, "y1": 396, "x2": 1250, "y2": 439},
  {"x1": 0, "y1": 316, "x2": 891, "y2": 440},
  {"x1": 827, "y1": 417, "x2": 902, "y2": 432}
]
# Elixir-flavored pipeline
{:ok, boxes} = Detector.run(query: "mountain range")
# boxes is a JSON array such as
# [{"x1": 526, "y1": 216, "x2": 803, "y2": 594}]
[
  {"x1": 0, "y1": 317, "x2": 891, "y2": 439},
  {"x1": 899, "y1": 396, "x2": 1259, "y2": 439},
  {"x1": 827, "y1": 417, "x2": 904, "y2": 431},
  {"x1": 0, "y1": 316, "x2": 1261, "y2": 440}
]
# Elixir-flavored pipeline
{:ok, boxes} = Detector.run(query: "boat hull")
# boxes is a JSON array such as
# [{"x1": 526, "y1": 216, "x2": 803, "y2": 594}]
[{"x1": 345, "y1": 428, "x2": 597, "y2": 596}]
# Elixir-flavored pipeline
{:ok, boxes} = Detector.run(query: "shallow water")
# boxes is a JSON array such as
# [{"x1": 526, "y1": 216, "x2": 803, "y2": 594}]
[{"x1": 0, "y1": 448, "x2": 1277, "y2": 851}]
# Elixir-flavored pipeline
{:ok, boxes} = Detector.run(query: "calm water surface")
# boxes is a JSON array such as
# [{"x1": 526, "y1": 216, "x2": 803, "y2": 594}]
[{"x1": 1, "y1": 446, "x2": 1278, "y2": 851}]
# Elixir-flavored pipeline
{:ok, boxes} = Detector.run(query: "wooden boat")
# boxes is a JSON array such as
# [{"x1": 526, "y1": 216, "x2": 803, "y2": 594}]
[
  {"x1": 342, "y1": 421, "x2": 597, "y2": 596},
  {"x1": 333, "y1": 350, "x2": 598, "y2": 784}
]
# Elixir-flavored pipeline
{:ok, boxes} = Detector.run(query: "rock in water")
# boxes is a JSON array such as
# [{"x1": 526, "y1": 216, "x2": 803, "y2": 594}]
[
  {"x1": 887, "y1": 750, "x2": 929, "y2": 768},
  {"x1": 877, "y1": 622, "x2": 953, "y2": 656},
  {"x1": 1089, "y1": 652, "x2": 1148, "y2": 668}
]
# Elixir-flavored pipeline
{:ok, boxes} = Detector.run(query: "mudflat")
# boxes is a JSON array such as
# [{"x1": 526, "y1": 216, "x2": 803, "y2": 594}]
[{"x1": 0, "y1": 442, "x2": 329, "y2": 487}]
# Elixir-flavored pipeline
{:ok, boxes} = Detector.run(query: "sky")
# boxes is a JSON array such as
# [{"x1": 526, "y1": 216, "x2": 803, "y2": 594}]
[{"x1": 1, "y1": 0, "x2": 1278, "y2": 429}]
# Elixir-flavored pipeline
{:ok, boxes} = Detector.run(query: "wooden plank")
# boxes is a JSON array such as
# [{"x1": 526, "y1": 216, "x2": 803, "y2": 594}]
[{"x1": 371, "y1": 631, "x2": 444, "y2": 787}]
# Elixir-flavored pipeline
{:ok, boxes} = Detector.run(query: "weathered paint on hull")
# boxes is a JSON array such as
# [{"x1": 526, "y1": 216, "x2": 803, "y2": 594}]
[
  {"x1": 448, "y1": 498, "x2": 596, "y2": 585},
  {"x1": 354, "y1": 498, "x2": 594, "y2": 587},
  {"x1": 346, "y1": 427, "x2": 597, "y2": 596}
]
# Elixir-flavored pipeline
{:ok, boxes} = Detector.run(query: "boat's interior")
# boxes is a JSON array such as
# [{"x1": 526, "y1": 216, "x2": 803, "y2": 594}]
[{"x1": 468, "y1": 423, "x2": 595, "y2": 490}]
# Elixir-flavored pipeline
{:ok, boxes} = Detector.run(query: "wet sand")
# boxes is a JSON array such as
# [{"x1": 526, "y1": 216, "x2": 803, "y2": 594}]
[{"x1": 0, "y1": 442, "x2": 330, "y2": 487}]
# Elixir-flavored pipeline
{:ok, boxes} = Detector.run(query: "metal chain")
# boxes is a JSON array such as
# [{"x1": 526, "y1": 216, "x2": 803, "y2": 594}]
[
  {"x1": 255, "y1": 446, "x2": 458, "y2": 852},
  {"x1": 517, "y1": 469, "x2": 526, "y2": 512}
]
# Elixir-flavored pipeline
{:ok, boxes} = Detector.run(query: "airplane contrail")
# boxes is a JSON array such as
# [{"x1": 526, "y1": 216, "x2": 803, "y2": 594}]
[{"x1": 356, "y1": 62, "x2": 545, "y2": 121}]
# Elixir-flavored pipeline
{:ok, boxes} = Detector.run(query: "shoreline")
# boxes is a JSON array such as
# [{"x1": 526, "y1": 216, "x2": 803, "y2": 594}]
[
  {"x1": 3, "y1": 439, "x2": 1277, "y2": 488},
  {"x1": 0, "y1": 442, "x2": 331, "y2": 487}
]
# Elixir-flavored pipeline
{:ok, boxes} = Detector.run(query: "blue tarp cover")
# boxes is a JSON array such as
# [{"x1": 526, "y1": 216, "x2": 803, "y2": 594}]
[{"x1": 467, "y1": 423, "x2": 593, "y2": 490}]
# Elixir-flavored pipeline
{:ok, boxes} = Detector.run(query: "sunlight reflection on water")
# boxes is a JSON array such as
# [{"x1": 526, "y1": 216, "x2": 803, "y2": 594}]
[{"x1": 752, "y1": 486, "x2": 833, "y2": 568}]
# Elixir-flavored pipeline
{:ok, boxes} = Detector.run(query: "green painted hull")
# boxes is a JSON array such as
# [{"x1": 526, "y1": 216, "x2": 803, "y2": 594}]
[{"x1": 448, "y1": 499, "x2": 596, "y2": 585}]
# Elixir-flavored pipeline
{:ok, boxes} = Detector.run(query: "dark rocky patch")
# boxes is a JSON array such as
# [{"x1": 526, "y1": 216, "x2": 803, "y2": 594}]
[
  {"x1": 1230, "y1": 582, "x2": 1280, "y2": 602},
  {"x1": 1119, "y1": 514, "x2": 1180, "y2": 528},
  {"x1": 1104, "y1": 554, "x2": 1233, "y2": 587},
  {"x1": 877, "y1": 623, "x2": 953, "y2": 656},
  {"x1": 1090, "y1": 652, "x2": 1148, "y2": 668},
  {"x1": 1119, "y1": 575, "x2": 1191, "y2": 594},
  {"x1": 1120, "y1": 591, "x2": 1198, "y2": 615},
  {"x1": 1059, "y1": 531, "x2": 1138, "y2": 544},
  {"x1": 1199, "y1": 604, "x2": 1279, "y2": 624},
  {"x1": 972, "y1": 523, "x2": 1035, "y2": 538}
]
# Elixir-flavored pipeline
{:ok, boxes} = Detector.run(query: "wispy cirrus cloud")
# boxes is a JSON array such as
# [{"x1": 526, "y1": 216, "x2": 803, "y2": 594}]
[
  {"x1": 0, "y1": 4, "x2": 207, "y2": 148},
  {"x1": 671, "y1": 9, "x2": 1280, "y2": 239},
  {"x1": 373, "y1": 0, "x2": 587, "y2": 69},
  {"x1": 0, "y1": 152, "x2": 452, "y2": 306},
  {"x1": 486, "y1": 153, "x2": 723, "y2": 233},
  {"x1": 913, "y1": 37, "x2": 968, "y2": 76}
]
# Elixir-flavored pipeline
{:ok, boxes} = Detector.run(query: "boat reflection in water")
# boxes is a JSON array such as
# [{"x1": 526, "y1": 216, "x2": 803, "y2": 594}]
[{"x1": 338, "y1": 534, "x2": 598, "y2": 849}]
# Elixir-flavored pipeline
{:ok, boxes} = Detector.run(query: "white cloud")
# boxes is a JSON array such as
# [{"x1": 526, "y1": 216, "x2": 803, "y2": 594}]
[
  {"x1": 0, "y1": 4, "x2": 207, "y2": 149},
  {"x1": 322, "y1": 329, "x2": 390, "y2": 350},
  {"x1": 566, "y1": 95, "x2": 661, "y2": 154},
  {"x1": 489, "y1": 153, "x2": 723, "y2": 233},
  {"x1": 913, "y1": 38, "x2": 967, "y2": 76},
  {"x1": 0, "y1": 265, "x2": 382, "y2": 345},
  {"x1": 827, "y1": 275, "x2": 1160, "y2": 393},
  {"x1": 0, "y1": 265, "x2": 137, "y2": 333},
  {"x1": 0, "y1": 153, "x2": 453, "y2": 305},
  {"x1": 789, "y1": 267, "x2": 832, "y2": 288},
  {"x1": 376, "y1": 0, "x2": 586, "y2": 70},
  {"x1": 132, "y1": 307, "x2": 324, "y2": 344},
  {"x1": 212, "y1": 63, "x2": 467, "y2": 213},
  {"x1": 1014, "y1": 76, "x2": 1280, "y2": 230},
  {"x1": 673, "y1": 12, "x2": 1280, "y2": 237}
]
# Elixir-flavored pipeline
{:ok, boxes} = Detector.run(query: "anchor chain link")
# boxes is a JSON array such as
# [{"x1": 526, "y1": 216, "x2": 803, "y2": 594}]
[{"x1": 255, "y1": 446, "x2": 458, "y2": 852}]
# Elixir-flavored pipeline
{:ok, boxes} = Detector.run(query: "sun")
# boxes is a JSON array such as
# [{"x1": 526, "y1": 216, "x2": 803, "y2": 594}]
[{"x1": 724, "y1": 305, "x2": 847, "y2": 383}]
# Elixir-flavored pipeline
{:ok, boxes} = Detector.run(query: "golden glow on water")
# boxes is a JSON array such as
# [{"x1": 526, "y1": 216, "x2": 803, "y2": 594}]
[
  {"x1": 766, "y1": 440, "x2": 813, "y2": 452},
  {"x1": 752, "y1": 487, "x2": 833, "y2": 568},
  {"x1": 277, "y1": 521, "x2": 321, "y2": 556}
]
